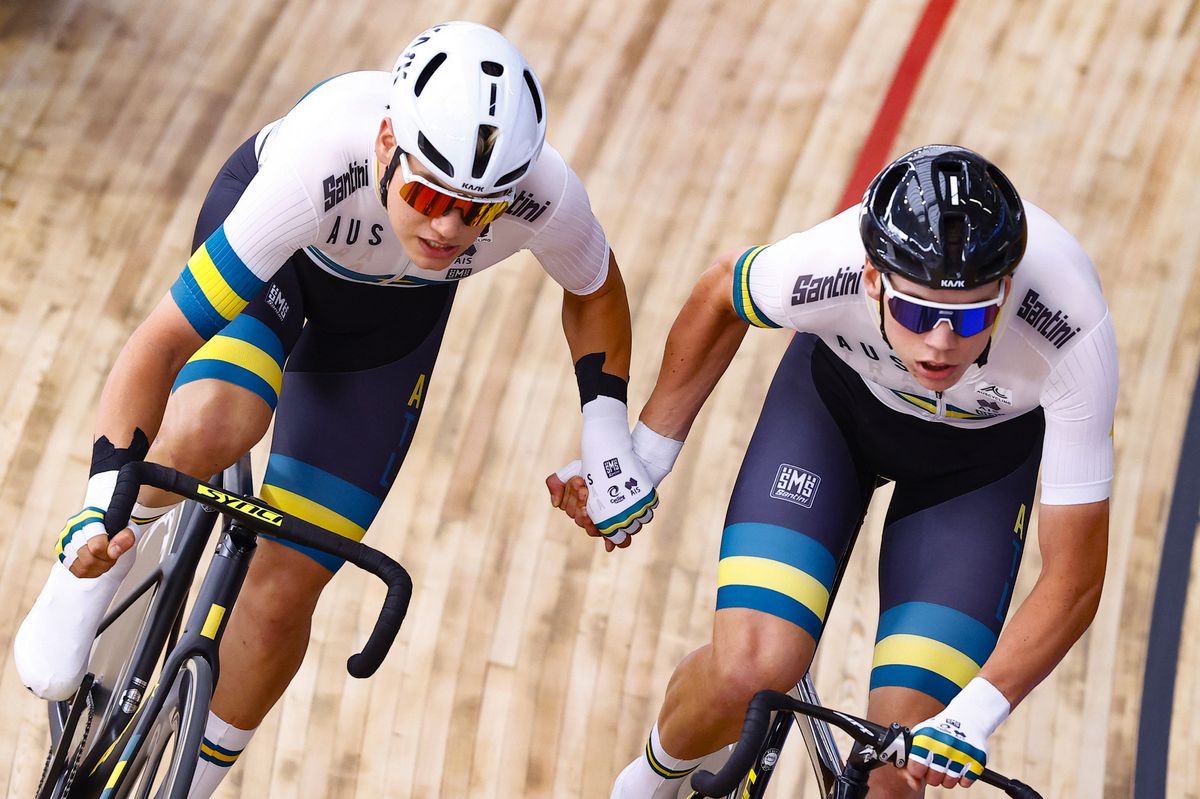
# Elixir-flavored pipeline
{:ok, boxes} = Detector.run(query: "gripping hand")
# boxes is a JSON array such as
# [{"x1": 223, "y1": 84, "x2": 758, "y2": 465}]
[
  {"x1": 561, "y1": 397, "x2": 659, "y2": 545},
  {"x1": 908, "y1": 677, "x2": 1010, "y2": 787}
]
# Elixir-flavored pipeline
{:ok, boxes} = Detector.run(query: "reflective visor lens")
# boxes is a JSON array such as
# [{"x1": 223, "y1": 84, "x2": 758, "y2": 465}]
[
  {"x1": 886, "y1": 296, "x2": 1001, "y2": 336},
  {"x1": 880, "y1": 274, "x2": 1005, "y2": 337},
  {"x1": 397, "y1": 180, "x2": 510, "y2": 226}
]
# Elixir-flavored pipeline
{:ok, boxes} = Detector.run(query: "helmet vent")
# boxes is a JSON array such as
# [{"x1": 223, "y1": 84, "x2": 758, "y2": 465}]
[
  {"x1": 414, "y1": 52, "x2": 447, "y2": 96},
  {"x1": 473, "y1": 125, "x2": 499, "y2": 179},
  {"x1": 942, "y1": 214, "x2": 965, "y2": 264},
  {"x1": 481, "y1": 61, "x2": 504, "y2": 76},
  {"x1": 417, "y1": 132, "x2": 454, "y2": 178},
  {"x1": 523, "y1": 70, "x2": 543, "y2": 122},
  {"x1": 495, "y1": 160, "x2": 530, "y2": 187}
]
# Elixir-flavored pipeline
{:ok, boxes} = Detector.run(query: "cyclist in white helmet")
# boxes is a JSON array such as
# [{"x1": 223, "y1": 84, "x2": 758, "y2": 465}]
[{"x1": 15, "y1": 20, "x2": 657, "y2": 796}]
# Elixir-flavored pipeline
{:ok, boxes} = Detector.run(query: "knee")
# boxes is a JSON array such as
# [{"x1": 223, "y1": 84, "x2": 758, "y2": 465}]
[
  {"x1": 232, "y1": 542, "x2": 331, "y2": 643},
  {"x1": 154, "y1": 382, "x2": 272, "y2": 472},
  {"x1": 709, "y1": 632, "x2": 811, "y2": 713}
]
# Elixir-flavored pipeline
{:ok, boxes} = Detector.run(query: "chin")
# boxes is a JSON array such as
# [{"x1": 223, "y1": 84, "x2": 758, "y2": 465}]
[{"x1": 407, "y1": 247, "x2": 460, "y2": 272}]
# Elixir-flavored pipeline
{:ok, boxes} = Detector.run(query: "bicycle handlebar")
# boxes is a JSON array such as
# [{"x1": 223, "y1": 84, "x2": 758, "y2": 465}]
[
  {"x1": 104, "y1": 461, "x2": 413, "y2": 679},
  {"x1": 690, "y1": 689, "x2": 1042, "y2": 799}
]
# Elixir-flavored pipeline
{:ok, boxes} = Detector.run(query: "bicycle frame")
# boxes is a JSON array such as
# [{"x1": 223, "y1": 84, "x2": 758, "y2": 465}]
[{"x1": 67, "y1": 462, "x2": 259, "y2": 796}]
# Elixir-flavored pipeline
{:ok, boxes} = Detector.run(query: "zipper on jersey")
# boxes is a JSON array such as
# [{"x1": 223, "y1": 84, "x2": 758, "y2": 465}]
[{"x1": 935, "y1": 391, "x2": 946, "y2": 419}]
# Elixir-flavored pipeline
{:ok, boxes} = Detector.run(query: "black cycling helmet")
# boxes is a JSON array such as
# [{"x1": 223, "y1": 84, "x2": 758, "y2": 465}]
[{"x1": 859, "y1": 145, "x2": 1027, "y2": 289}]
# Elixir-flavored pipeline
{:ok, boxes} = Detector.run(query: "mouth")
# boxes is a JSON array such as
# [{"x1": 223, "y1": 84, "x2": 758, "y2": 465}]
[
  {"x1": 417, "y1": 237, "x2": 460, "y2": 259},
  {"x1": 914, "y1": 360, "x2": 957, "y2": 379}
]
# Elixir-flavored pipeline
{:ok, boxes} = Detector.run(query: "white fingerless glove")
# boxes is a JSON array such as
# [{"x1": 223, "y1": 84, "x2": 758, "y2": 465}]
[
  {"x1": 910, "y1": 677, "x2": 1010, "y2": 782},
  {"x1": 576, "y1": 397, "x2": 660, "y2": 541},
  {"x1": 631, "y1": 421, "x2": 683, "y2": 486}
]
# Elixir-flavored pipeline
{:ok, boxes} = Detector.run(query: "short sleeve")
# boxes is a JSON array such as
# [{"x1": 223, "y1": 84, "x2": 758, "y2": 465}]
[
  {"x1": 1038, "y1": 312, "x2": 1119, "y2": 504},
  {"x1": 526, "y1": 159, "x2": 610, "y2": 295}
]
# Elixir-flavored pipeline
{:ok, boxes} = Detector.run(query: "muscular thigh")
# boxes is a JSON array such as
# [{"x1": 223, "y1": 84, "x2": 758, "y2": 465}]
[
  {"x1": 717, "y1": 334, "x2": 876, "y2": 645},
  {"x1": 258, "y1": 271, "x2": 457, "y2": 573},
  {"x1": 868, "y1": 409, "x2": 1045, "y2": 706}
]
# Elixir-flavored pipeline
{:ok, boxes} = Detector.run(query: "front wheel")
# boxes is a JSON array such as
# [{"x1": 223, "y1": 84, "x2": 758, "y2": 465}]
[{"x1": 114, "y1": 655, "x2": 211, "y2": 799}]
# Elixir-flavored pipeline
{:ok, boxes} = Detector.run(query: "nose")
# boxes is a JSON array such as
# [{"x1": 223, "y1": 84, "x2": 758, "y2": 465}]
[
  {"x1": 923, "y1": 320, "x2": 960, "y2": 351},
  {"x1": 430, "y1": 210, "x2": 467, "y2": 239}
]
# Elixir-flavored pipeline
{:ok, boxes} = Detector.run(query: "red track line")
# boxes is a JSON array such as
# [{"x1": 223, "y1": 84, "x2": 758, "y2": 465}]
[{"x1": 836, "y1": 0, "x2": 957, "y2": 212}]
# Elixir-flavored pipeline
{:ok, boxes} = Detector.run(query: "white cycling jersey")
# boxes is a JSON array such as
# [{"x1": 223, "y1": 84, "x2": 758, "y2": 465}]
[
  {"x1": 733, "y1": 203, "x2": 1118, "y2": 505},
  {"x1": 216, "y1": 70, "x2": 608, "y2": 292}
]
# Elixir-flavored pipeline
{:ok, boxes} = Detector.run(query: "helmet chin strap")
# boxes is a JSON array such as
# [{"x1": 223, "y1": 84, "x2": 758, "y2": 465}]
[
  {"x1": 378, "y1": 147, "x2": 405, "y2": 208},
  {"x1": 877, "y1": 292, "x2": 891, "y2": 348},
  {"x1": 975, "y1": 339, "x2": 991, "y2": 367}
]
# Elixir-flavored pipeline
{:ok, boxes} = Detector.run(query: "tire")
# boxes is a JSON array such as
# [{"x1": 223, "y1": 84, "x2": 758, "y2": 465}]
[{"x1": 113, "y1": 655, "x2": 212, "y2": 799}]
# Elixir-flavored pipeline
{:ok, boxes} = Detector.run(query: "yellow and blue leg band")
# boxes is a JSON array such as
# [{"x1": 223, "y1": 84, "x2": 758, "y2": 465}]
[
  {"x1": 258, "y1": 455, "x2": 382, "y2": 573},
  {"x1": 870, "y1": 602, "x2": 996, "y2": 705},
  {"x1": 715, "y1": 522, "x2": 836, "y2": 642},
  {"x1": 172, "y1": 314, "x2": 286, "y2": 410}
]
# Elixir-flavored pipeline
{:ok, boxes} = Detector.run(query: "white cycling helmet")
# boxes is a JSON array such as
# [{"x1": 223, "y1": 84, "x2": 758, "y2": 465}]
[{"x1": 388, "y1": 21, "x2": 547, "y2": 197}]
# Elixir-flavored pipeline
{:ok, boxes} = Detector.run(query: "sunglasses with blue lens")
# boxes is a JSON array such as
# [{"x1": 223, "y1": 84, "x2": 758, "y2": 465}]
[{"x1": 880, "y1": 273, "x2": 1006, "y2": 337}]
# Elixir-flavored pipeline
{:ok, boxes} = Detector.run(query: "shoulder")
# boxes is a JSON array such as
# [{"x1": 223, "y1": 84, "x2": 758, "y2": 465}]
[
  {"x1": 733, "y1": 207, "x2": 867, "y2": 328},
  {"x1": 496, "y1": 143, "x2": 578, "y2": 229},
  {"x1": 747, "y1": 207, "x2": 865, "y2": 292},
  {"x1": 1005, "y1": 202, "x2": 1109, "y2": 353},
  {"x1": 259, "y1": 71, "x2": 388, "y2": 164}
]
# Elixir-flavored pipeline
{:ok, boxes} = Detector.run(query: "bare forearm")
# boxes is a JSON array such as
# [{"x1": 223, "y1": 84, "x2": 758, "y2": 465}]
[
  {"x1": 95, "y1": 295, "x2": 204, "y2": 446},
  {"x1": 979, "y1": 567, "x2": 1103, "y2": 704},
  {"x1": 640, "y1": 256, "x2": 749, "y2": 440},
  {"x1": 561, "y1": 252, "x2": 631, "y2": 380},
  {"x1": 979, "y1": 500, "x2": 1108, "y2": 705}
]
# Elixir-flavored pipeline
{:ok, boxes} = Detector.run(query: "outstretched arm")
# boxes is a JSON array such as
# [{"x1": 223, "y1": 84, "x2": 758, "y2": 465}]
[
  {"x1": 559, "y1": 249, "x2": 631, "y2": 381},
  {"x1": 639, "y1": 249, "x2": 752, "y2": 439}
]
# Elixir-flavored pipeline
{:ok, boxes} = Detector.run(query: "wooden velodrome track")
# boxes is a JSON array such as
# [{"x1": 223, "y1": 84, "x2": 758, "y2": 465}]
[{"x1": 2, "y1": 0, "x2": 1199, "y2": 796}]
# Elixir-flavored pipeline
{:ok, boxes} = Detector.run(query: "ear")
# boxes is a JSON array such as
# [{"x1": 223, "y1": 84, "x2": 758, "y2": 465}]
[
  {"x1": 863, "y1": 260, "x2": 883, "y2": 301},
  {"x1": 375, "y1": 118, "x2": 397, "y2": 164}
]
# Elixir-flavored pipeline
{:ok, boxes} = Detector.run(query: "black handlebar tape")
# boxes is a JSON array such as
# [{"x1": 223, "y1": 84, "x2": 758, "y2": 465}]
[
  {"x1": 690, "y1": 690, "x2": 777, "y2": 797},
  {"x1": 103, "y1": 461, "x2": 414, "y2": 677},
  {"x1": 345, "y1": 549, "x2": 413, "y2": 677},
  {"x1": 983, "y1": 774, "x2": 1042, "y2": 799},
  {"x1": 105, "y1": 462, "x2": 193, "y2": 536}
]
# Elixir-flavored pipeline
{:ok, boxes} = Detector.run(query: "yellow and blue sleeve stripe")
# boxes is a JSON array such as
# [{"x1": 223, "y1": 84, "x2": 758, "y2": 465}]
[
  {"x1": 56, "y1": 507, "x2": 105, "y2": 562},
  {"x1": 731, "y1": 246, "x2": 781, "y2": 329},
  {"x1": 259, "y1": 455, "x2": 383, "y2": 572},
  {"x1": 172, "y1": 315, "x2": 286, "y2": 409},
  {"x1": 870, "y1": 602, "x2": 997, "y2": 705},
  {"x1": 170, "y1": 225, "x2": 265, "y2": 340},
  {"x1": 715, "y1": 522, "x2": 837, "y2": 641}
]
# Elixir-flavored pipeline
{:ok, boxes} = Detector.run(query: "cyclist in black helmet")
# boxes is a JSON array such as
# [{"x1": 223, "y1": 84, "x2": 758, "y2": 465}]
[{"x1": 554, "y1": 145, "x2": 1118, "y2": 798}]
